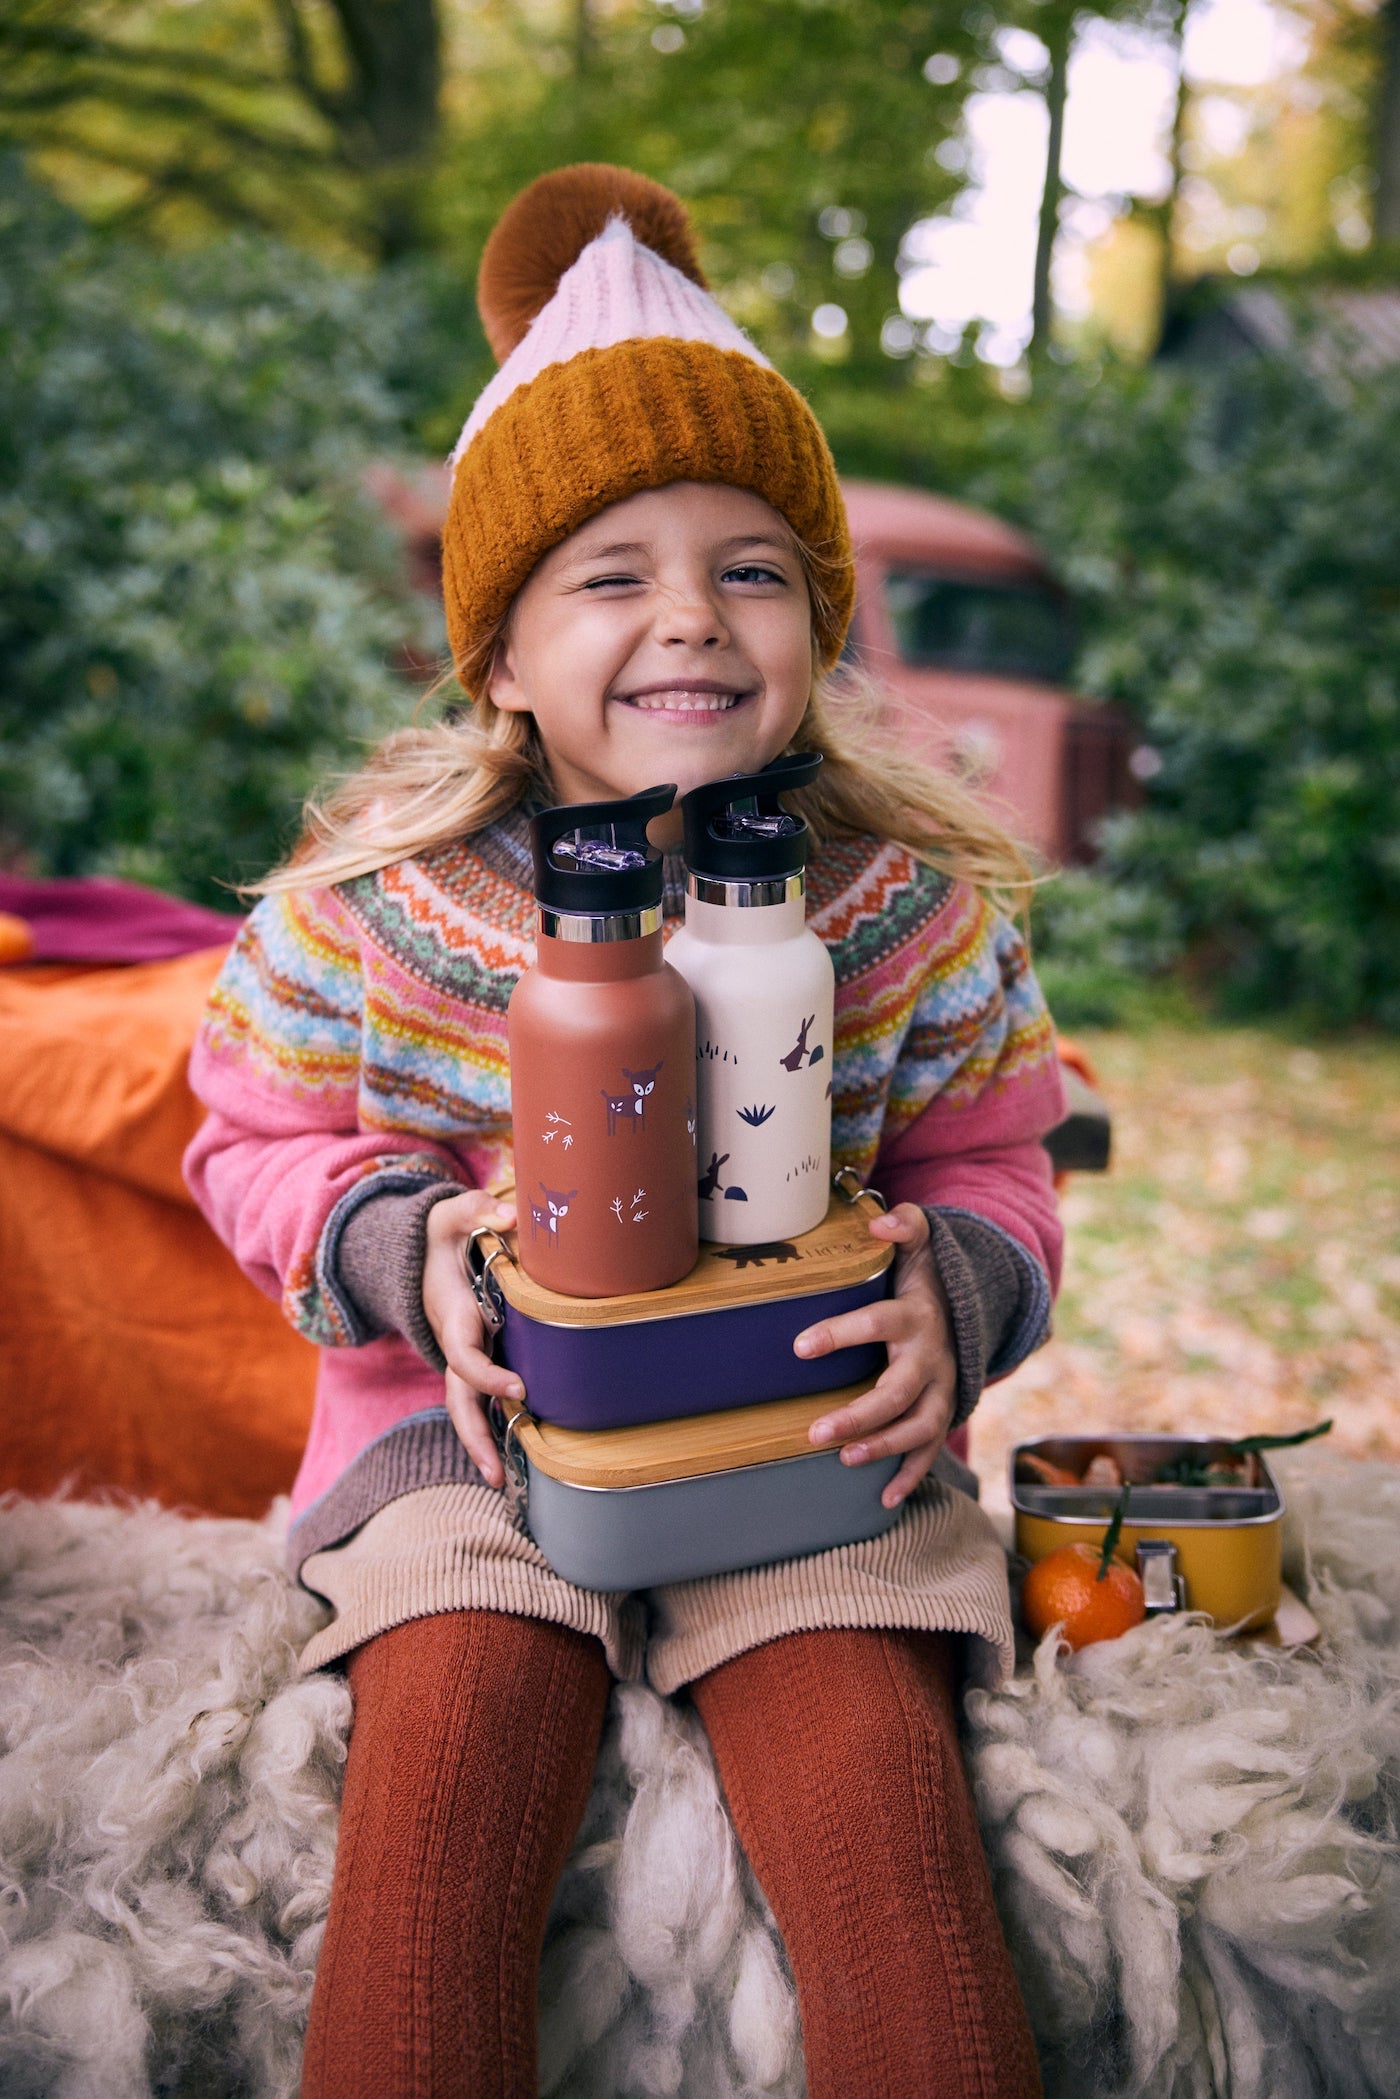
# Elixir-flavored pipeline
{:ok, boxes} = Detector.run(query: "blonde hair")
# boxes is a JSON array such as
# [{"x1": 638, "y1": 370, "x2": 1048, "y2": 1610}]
[{"x1": 252, "y1": 534, "x2": 1033, "y2": 909}]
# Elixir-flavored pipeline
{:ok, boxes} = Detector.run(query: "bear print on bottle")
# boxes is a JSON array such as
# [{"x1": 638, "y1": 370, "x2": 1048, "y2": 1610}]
[{"x1": 667, "y1": 757, "x2": 835, "y2": 1245}]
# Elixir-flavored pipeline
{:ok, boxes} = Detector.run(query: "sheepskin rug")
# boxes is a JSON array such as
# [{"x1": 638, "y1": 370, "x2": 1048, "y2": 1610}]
[{"x1": 0, "y1": 1455, "x2": 1396, "y2": 2099}]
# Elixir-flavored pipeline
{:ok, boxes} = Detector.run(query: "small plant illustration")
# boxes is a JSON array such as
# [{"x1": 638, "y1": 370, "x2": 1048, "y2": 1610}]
[
  {"x1": 737, "y1": 1102, "x2": 776, "y2": 1128},
  {"x1": 610, "y1": 1196, "x2": 625, "y2": 1223},
  {"x1": 541, "y1": 1111, "x2": 573, "y2": 1147},
  {"x1": 785, "y1": 1153, "x2": 825, "y2": 1181}
]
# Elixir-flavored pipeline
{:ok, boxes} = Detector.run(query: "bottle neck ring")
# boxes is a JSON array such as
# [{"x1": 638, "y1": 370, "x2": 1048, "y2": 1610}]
[
  {"x1": 687, "y1": 871, "x2": 805, "y2": 909},
  {"x1": 537, "y1": 903, "x2": 663, "y2": 944}
]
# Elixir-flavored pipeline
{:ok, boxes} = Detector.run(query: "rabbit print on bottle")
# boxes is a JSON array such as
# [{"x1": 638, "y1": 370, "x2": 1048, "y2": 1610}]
[
  {"x1": 668, "y1": 758, "x2": 836, "y2": 1245},
  {"x1": 698, "y1": 1151, "x2": 748, "y2": 1205}
]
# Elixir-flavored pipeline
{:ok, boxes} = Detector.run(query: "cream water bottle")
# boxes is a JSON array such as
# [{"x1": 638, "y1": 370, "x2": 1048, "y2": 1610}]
[
  {"x1": 508, "y1": 785, "x2": 698, "y2": 1297},
  {"x1": 667, "y1": 755, "x2": 835, "y2": 1245}
]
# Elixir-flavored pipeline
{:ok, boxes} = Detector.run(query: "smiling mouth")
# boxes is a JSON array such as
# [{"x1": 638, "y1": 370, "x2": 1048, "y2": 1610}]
[{"x1": 616, "y1": 687, "x2": 748, "y2": 714}]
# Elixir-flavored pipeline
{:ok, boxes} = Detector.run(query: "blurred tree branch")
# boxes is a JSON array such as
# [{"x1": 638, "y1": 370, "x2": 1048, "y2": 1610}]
[
  {"x1": 1030, "y1": 4, "x2": 1073, "y2": 356},
  {"x1": 1025, "y1": 0, "x2": 1195, "y2": 361},
  {"x1": 1378, "y1": 0, "x2": 1400, "y2": 244},
  {"x1": 0, "y1": 0, "x2": 441, "y2": 255}
]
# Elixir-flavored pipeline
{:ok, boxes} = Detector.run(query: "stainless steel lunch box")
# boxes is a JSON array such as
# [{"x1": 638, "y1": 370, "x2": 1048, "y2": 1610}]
[
  {"x1": 1012, "y1": 1434, "x2": 1285, "y2": 1630},
  {"x1": 468, "y1": 1178, "x2": 893, "y2": 1433},
  {"x1": 494, "y1": 1379, "x2": 900, "y2": 1592}
]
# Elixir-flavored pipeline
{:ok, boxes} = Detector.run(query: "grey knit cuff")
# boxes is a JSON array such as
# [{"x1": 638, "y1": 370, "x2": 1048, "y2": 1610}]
[
  {"x1": 323, "y1": 1176, "x2": 467, "y2": 1371},
  {"x1": 923, "y1": 1208, "x2": 1053, "y2": 1430}
]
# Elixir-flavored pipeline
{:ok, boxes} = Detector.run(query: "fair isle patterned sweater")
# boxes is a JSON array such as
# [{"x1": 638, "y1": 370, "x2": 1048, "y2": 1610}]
[{"x1": 185, "y1": 813, "x2": 1066, "y2": 1574}]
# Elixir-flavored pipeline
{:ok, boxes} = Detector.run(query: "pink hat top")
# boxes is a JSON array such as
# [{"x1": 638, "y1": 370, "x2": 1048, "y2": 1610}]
[{"x1": 449, "y1": 216, "x2": 770, "y2": 466}]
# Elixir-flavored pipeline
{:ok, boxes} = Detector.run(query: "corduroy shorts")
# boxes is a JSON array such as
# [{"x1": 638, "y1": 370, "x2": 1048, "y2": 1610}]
[{"x1": 298, "y1": 1465, "x2": 1014, "y2": 1693}]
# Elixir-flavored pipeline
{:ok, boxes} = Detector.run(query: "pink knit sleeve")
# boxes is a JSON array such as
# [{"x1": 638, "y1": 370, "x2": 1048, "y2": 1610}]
[
  {"x1": 873, "y1": 908, "x2": 1065, "y2": 1292},
  {"x1": 183, "y1": 889, "x2": 473, "y2": 1346},
  {"x1": 876, "y1": 1133, "x2": 1062, "y2": 1295}
]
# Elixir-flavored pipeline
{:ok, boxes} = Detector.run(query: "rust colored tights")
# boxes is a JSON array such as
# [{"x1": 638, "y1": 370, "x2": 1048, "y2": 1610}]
[{"x1": 300, "y1": 1611, "x2": 1041, "y2": 2099}]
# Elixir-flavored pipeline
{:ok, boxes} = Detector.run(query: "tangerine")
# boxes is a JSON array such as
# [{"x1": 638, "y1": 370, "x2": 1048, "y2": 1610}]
[{"x1": 1021, "y1": 1543, "x2": 1146, "y2": 1650}]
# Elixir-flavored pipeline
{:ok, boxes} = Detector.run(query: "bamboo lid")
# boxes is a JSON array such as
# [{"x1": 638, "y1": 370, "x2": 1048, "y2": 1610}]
[
  {"x1": 507, "y1": 1376, "x2": 882, "y2": 1490},
  {"x1": 483, "y1": 1187, "x2": 891, "y2": 1329}
]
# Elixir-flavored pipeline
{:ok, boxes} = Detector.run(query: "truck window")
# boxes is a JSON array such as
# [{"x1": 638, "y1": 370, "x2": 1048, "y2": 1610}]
[{"x1": 883, "y1": 569, "x2": 1077, "y2": 685}]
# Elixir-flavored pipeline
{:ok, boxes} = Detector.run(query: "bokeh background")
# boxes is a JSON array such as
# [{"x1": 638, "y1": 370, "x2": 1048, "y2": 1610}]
[{"x1": 3, "y1": 0, "x2": 1398, "y2": 1474}]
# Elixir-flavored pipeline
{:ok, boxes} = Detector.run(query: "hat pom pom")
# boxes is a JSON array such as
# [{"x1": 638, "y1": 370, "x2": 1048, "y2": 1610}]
[{"x1": 477, "y1": 164, "x2": 708, "y2": 363}]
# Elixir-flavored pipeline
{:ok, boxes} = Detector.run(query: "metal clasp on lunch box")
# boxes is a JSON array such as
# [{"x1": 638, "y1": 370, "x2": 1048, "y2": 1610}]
[
  {"x1": 1135, "y1": 1539, "x2": 1187, "y2": 1615},
  {"x1": 488, "y1": 1392, "x2": 531, "y2": 1523},
  {"x1": 833, "y1": 1166, "x2": 888, "y2": 1212},
  {"x1": 463, "y1": 1226, "x2": 508, "y2": 1337}
]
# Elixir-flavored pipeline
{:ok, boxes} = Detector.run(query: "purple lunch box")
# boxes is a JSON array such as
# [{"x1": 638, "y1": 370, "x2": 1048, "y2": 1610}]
[{"x1": 468, "y1": 1181, "x2": 893, "y2": 1432}]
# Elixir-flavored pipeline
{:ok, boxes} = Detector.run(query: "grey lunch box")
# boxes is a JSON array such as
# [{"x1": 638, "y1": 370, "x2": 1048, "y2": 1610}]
[{"x1": 493, "y1": 1378, "x2": 901, "y2": 1592}]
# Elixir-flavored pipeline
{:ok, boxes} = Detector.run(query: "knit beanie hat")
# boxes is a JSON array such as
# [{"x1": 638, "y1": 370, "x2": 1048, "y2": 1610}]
[{"x1": 442, "y1": 164, "x2": 854, "y2": 692}]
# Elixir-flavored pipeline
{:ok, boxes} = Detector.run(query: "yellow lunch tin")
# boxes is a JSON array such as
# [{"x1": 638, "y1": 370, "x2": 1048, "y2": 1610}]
[{"x1": 1011, "y1": 1435, "x2": 1285, "y2": 1632}]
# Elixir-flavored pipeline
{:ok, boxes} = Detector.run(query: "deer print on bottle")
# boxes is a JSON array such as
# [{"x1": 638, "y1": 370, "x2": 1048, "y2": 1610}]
[
  {"x1": 601, "y1": 1061, "x2": 663, "y2": 1136},
  {"x1": 621, "y1": 1061, "x2": 662, "y2": 1131},
  {"x1": 530, "y1": 1183, "x2": 578, "y2": 1247},
  {"x1": 697, "y1": 1151, "x2": 748, "y2": 1204}
]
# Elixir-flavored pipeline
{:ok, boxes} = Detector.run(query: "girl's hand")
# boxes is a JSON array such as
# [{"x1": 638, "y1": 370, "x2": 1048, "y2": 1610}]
[
  {"x1": 794, "y1": 1203, "x2": 955, "y2": 1511},
  {"x1": 422, "y1": 1191, "x2": 522, "y2": 1489}
]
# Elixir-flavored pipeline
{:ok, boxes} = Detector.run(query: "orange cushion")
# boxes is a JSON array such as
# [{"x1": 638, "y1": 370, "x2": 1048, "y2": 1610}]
[
  {"x1": 0, "y1": 913, "x2": 35, "y2": 965},
  {"x1": 0, "y1": 952, "x2": 315, "y2": 1515}
]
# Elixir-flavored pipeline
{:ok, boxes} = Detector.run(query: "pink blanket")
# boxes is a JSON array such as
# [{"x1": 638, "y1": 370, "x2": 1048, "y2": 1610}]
[{"x1": 0, "y1": 875, "x2": 244, "y2": 966}]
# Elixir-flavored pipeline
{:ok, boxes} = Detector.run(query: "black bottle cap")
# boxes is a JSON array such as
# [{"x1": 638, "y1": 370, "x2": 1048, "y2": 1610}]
[
  {"x1": 680, "y1": 753, "x2": 822, "y2": 881},
  {"x1": 529, "y1": 784, "x2": 676, "y2": 915}
]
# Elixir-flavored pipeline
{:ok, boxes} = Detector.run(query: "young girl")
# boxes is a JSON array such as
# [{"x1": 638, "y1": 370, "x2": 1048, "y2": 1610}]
[{"x1": 186, "y1": 165, "x2": 1064, "y2": 2099}]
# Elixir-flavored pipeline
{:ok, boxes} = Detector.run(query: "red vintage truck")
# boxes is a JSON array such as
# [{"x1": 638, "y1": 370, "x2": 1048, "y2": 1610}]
[{"x1": 841, "y1": 480, "x2": 1136, "y2": 866}]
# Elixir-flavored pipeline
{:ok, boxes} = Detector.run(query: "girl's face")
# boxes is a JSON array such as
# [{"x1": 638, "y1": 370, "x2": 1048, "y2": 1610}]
[{"x1": 487, "y1": 482, "x2": 815, "y2": 838}]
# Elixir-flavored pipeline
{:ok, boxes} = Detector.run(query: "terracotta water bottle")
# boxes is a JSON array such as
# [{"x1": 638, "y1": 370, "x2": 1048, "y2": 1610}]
[
  {"x1": 667, "y1": 754, "x2": 835, "y2": 1244},
  {"x1": 508, "y1": 785, "x2": 698, "y2": 1297}
]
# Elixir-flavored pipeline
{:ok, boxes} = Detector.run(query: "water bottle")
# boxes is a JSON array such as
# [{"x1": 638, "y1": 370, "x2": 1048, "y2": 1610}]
[
  {"x1": 667, "y1": 755, "x2": 835, "y2": 1245},
  {"x1": 508, "y1": 785, "x2": 698, "y2": 1296}
]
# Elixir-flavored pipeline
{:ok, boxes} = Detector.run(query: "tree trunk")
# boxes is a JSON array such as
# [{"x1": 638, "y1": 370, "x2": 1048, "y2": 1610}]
[
  {"x1": 1030, "y1": 10, "x2": 1072, "y2": 357},
  {"x1": 1377, "y1": 0, "x2": 1400, "y2": 244},
  {"x1": 1156, "y1": 0, "x2": 1190, "y2": 345},
  {"x1": 324, "y1": 0, "x2": 442, "y2": 256}
]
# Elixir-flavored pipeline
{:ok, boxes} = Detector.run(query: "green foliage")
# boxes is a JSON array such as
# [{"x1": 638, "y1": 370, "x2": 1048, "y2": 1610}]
[
  {"x1": 0, "y1": 0, "x2": 441, "y2": 259},
  {"x1": 416, "y1": 0, "x2": 1000, "y2": 466},
  {"x1": 1030, "y1": 865, "x2": 1186, "y2": 1028},
  {"x1": 990, "y1": 353, "x2": 1400, "y2": 1027},
  {"x1": 0, "y1": 162, "x2": 438, "y2": 901}
]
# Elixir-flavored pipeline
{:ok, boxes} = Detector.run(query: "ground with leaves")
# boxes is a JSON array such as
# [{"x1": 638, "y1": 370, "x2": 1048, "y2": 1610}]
[{"x1": 974, "y1": 1026, "x2": 1400, "y2": 1506}]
